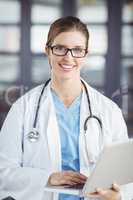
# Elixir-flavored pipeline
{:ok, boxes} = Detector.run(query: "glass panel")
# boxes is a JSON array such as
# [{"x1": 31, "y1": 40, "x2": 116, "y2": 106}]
[
  {"x1": 121, "y1": 58, "x2": 133, "y2": 114},
  {"x1": 32, "y1": 5, "x2": 61, "y2": 23},
  {"x1": 0, "y1": 55, "x2": 19, "y2": 82},
  {"x1": 32, "y1": 0, "x2": 61, "y2": 4},
  {"x1": 88, "y1": 25, "x2": 107, "y2": 54},
  {"x1": 78, "y1": 0, "x2": 107, "y2": 23},
  {"x1": 32, "y1": 56, "x2": 50, "y2": 83},
  {"x1": 122, "y1": 26, "x2": 133, "y2": 56},
  {"x1": 0, "y1": 83, "x2": 13, "y2": 91},
  {"x1": 122, "y1": 58, "x2": 133, "y2": 86},
  {"x1": 0, "y1": 1, "x2": 20, "y2": 23},
  {"x1": 0, "y1": 82, "x2": 22, "y2": 127},
  {"x1": 31, "y1": 25, "x2": 50, "y2": 53},
  {"x1": 0, "y1": 113, "x2": 8, "y2": 129},
  {"x1": 123, "y1": 1, "x2": 133, "y2": 23},
  {"x1": 0, "y1": 26, "x2": 20, "y2": 52},
  {"x1": 81, "y1": 55, "x2": 105, "y2": 87},
  {"x1": 122, "y1": 59, "x2": 133, "y2": 133}
]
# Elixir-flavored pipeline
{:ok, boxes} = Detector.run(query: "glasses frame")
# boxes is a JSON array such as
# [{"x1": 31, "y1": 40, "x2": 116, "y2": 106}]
[{"x1": 48, "y1": 45, "x2": 88, "y2": 58}]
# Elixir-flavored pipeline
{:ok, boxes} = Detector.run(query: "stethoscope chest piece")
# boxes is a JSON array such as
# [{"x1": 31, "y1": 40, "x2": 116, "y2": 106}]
[{"x1": 28, "y1": 129, "x2": 40, "y2": 142}]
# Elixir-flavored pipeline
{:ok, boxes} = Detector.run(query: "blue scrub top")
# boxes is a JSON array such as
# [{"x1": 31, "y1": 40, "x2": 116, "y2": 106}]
[{"x1": 51, "y1": 89, "x2": 83, "y2": 200}]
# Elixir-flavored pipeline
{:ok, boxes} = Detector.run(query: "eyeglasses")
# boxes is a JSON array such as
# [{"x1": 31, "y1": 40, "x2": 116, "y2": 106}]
[{"x1": 48, "y1": 45, "x2": 87, "y2": 58}]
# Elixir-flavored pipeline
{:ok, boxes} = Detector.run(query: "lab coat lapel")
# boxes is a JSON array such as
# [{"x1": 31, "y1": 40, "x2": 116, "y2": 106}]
[
  {"x1": 79, "y1": 81, "x2": 101, "y2": 175},
  {"x1": 79, "y1": 86, "x2": 90, "y2": 175},
  {"x1": 84, "y1": 84, "x2": 102, "y2": 157},
  {"x1": 46, "y1": 86, "x2": 61, "y2": 171}
]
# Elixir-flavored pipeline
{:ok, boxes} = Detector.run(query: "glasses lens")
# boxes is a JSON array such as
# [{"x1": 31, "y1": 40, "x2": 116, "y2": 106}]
[
  {"x1": 52, "y1": 45, "x2": 67, "y2": 56},
  {"x1": 72, "y1": 48, "x2": 86, "y2": 57},
  {"x1": 51, "y1": 45, "x2": 87, "y2": 58}
]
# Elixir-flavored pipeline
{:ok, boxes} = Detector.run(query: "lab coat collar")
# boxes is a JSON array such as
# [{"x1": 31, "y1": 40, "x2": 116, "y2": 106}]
[
  {"x1": 45, "y1": 84, "x2": 61, "y2": 172},
  {"x1": 45, "y1": 79, "x2": 101, "y2": 175},
  {"x1": 79, "y1": 80, "x2": 102, "y2": 176}
]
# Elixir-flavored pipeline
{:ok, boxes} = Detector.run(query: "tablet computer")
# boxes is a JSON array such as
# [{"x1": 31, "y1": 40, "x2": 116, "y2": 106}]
[{"x1": 44, "y1": 139, "x2": 133, "y2": 196}]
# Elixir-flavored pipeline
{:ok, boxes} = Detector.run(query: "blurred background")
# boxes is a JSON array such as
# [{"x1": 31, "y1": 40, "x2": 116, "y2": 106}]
[{"x1": 0, "y1": 0, "x2": 133, "y2": 137}]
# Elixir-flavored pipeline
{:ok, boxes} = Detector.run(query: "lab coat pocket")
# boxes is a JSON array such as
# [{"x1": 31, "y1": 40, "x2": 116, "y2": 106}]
[
  {"x1": 88, "y1": 153, "x2": 99, "y2": 173},
  {"x1": 80, "y1": 153, "x2": 98, "y2": 177},
  {"x1": 22, "y1": 132, "x2": 51, "y2": 169},
  {"x1": 84, "y1": 124, "x2": 101, "y2": 172}
]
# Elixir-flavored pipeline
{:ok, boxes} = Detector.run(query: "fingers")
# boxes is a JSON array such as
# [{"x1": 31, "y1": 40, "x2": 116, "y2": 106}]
[
  {"x1": 84, "y1": 191, "x2": 100, "y2": 198},
  {"x1": 62, "y1": 171, "x2": 87, "y2": 185},
  {"x1": 63, "y1": 170, "x2": 87, "y2": 179},
  {"x1": 59, "y1": 178, "x2": 78, "y2": 186},
  {"x1": 96, "y1": 187, "x2": 107, "y2": 195},
  {"x1": 112, "y1": 183, "x2": 120, "y2": 192},
  {"x1": 63, "y1": 171, "x2": 87, "y2": 183},
  {"x1": 49, "y1": 171, "x2": 87, "y2": 186},
  {"x1": 84, "y1": 184, "x2": 121, "y2": 200},
  {"x1": 94, "y1": 184, "x2": 120, "y2": 196}
]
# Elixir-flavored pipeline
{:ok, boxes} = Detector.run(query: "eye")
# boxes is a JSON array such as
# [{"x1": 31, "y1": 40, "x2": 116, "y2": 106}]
[
  {"x1": 73, "y1": 48, "x2": 84, "y2": 53},
  {"x1": 54, "y1": 45, "x2": 66, "y2": 51}
]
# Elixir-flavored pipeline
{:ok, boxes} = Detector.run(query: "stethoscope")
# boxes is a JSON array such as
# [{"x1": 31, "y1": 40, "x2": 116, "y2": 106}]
[{"x1": 28, "y1": 79, "x2": 102, "y2": 142}]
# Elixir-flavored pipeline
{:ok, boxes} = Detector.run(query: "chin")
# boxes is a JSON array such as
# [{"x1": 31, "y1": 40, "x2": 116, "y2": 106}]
[{"x1": 61, "y1": 75, "x2": 79, "y2": 82}]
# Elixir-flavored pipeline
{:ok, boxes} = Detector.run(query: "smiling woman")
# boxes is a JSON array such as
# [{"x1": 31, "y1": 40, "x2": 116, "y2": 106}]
[
  {"x1": 0, "y1": 16, "x2": 128, "y2": 200},
  {"x1": 45, "y1": 30, "x2": 87, "y2": 86},
  {"x1": 44, "y1": 17, "x2": 89, "y2": 92}
]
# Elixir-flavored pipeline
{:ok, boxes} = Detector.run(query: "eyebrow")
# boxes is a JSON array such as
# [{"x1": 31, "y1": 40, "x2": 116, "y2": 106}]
[{"x1": 54, "y1": 44, "x2": 86, "y2": 48}]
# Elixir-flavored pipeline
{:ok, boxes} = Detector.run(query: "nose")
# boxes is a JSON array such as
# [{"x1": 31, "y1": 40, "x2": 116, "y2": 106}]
[{"x1": 64, "y1": 49, "x2": 73, "y2": 58}]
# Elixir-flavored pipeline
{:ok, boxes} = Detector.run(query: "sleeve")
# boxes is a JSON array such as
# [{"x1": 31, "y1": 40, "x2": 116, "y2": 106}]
[
  {"x1": 120, "y1": 183, "x2": 133, "y2": 200},
  {"x1": 0, "y1": 98, "x2": 51, "y2": 200},
  {"x1": 111, "y1": 106, "x2": 133, "y2": 200},
  {"x1": 111, "y1": 105, "x2": 128, "y2": 142}
]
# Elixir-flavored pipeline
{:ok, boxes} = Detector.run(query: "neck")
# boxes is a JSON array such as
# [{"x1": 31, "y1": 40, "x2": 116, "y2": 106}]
[{"x1": 51, "y1": 77, "x2": 82, "y2": 107}]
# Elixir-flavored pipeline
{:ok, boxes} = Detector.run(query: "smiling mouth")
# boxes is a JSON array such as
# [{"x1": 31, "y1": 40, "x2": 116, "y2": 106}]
[{"x1": 59, "y1": 64, "x2": 75, "y2": 71}]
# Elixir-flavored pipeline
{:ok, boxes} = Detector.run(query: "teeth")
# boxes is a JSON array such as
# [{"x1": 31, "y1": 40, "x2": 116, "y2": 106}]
[{"x1": 61, "y1": 64, "x2": 73, "y2": 69}]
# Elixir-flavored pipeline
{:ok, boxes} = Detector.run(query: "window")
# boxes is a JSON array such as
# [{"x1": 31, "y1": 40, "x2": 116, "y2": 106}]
[
  {"x1": 0, "y1": 0, "x2": 20, "y2": 23},
  {"x1": 78, "y1": 0, "x2": 107, "y2": 89},
  {"x1": 121, "y1": 0, "x2": 133, "y2": 137},
  {"x1": 0, "y1": 0, "x2": 21, "y2": 128},
  {"x1": 31, "y1": 1, "x2": 61, "y2": 84}
]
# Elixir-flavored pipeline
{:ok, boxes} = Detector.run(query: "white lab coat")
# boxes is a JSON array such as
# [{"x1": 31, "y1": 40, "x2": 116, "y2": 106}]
[{"x1": 0, "y1": 80, "x2": 132, "y2": 200}]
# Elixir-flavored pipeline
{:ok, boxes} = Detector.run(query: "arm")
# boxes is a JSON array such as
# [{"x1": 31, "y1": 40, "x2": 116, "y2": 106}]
[
  {"x1": 84, "y1": 104, "x2": 129, "y2": 200},
  {"x1": 0, "y1": 99, "x2": 51, "y2": 200},
  {"x1": 111, "y1": 106, "x2": 133, "y2": 200},
  {"x1": 98, "y1": 105, "x2": 130, "y2": 200},
  {"x1": 111, "y1": 106, "x2": 128, "y2": 142}
]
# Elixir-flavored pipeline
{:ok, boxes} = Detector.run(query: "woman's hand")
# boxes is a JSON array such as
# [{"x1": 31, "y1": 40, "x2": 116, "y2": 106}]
[
  {"x1": 84, "y1": 183, "x2": 121, "y2": 200},
  {"x1": 48, "y1": 171, "x2": 87, "y2": 186}
]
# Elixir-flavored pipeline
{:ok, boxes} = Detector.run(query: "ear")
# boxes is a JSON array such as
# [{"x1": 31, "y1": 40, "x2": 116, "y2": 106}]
[
  {"x1": 86, "y1": 48, "x2": 89, "y2": 56},
  {"x1": 44, "y1": 46, "x2": 49, "y2": 56}
]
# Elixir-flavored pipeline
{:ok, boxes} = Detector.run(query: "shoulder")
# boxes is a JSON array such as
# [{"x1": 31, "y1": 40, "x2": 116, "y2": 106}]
[
  {"x1": 83, "y1": 80, "x2": 128, "y2": 140},
  {"x1": 86, "y1": 82, "x2": 122, "y2": 115},
  {"x1": 12, "y1": 84, "x2": 45, "y2": 109}
]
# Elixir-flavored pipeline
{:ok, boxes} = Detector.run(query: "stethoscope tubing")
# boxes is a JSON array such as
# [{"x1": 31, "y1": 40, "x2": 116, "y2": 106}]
[
  {"x1": 29, "y1": 79, "x2": 102, "y2": 142},
  {"x1": 33, "y1": 79, "x2": 51, "y2": 128}
]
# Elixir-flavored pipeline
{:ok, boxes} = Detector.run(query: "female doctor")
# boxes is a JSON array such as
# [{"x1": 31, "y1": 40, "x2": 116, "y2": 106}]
[{"x1": 0, "y1": 16, "x2": 128, "y2": 200}]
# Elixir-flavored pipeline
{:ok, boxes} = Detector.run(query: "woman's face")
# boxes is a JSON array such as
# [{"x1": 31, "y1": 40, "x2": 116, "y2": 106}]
[{"x1": 46, "y1": 31, "x2": 87, "y2": 82}]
